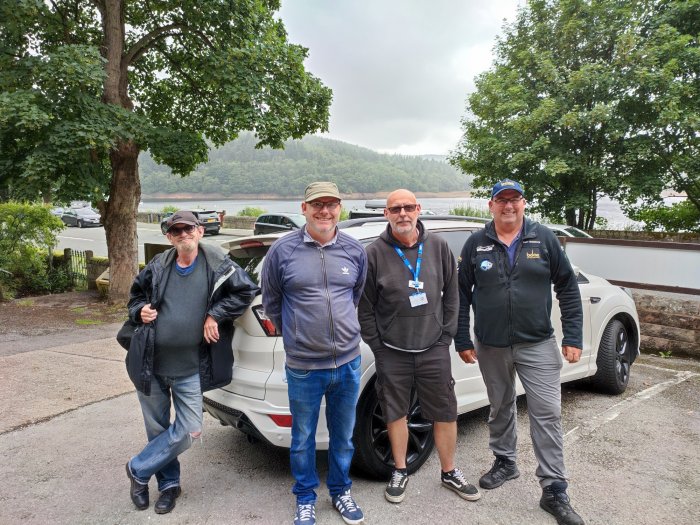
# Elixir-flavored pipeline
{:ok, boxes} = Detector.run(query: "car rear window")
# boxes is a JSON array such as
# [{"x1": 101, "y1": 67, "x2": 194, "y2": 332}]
[{"x1": 229, "y1": 228, "x2": 474, "y2": 285}]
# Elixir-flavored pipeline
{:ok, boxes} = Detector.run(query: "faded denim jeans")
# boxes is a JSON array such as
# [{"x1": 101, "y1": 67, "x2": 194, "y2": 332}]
[
  {"x1": 129, "y1": 372, "x2": 202, "y2": 491},
  {"x1": 286, "y1": 356, "x2": 361, "y2": 504}
]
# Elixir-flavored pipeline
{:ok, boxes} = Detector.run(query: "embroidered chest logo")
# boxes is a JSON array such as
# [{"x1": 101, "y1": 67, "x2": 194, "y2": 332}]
[
  {"x1": 476, "y1": 245, "x2": 494, "y2": 252},
  {"x1": 526, "y1": 250, "x2": 540, "y2": 259},
  {"x1": 341, "y1": 266, "x2": 350, "y2": 275},
  {"x1": 480, "y1": 260, "x2": 493, "y2": 271}
]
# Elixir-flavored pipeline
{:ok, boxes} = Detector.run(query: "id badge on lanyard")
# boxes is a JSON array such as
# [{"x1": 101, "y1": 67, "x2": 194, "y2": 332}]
[{"x1": 394, "y1": 243, "x2": 428, "y2": 308}]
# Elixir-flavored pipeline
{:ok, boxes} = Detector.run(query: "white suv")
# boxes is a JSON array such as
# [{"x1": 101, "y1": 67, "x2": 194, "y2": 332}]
[{"x1": 203, "y1": 217, "x2": 640, "y2": 479}]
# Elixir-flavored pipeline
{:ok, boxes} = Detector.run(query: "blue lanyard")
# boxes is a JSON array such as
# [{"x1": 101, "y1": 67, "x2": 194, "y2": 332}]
[{"x1": 393, "y1": 243, "x2": 423, "y2": 285}]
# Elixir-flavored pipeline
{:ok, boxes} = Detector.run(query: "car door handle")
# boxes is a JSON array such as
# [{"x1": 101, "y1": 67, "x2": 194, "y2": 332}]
[{"x1": 590, "y1": 297, "x2": 601, "y2": 304}]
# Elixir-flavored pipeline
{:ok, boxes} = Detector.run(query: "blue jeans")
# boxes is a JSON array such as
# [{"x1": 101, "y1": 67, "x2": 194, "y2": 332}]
[
  {"x1": 286, "y1": 356, "x2": 361, "y2": 504},
  {"x1": 129, "y1": 373, "x2": 203, "y2": 491}
]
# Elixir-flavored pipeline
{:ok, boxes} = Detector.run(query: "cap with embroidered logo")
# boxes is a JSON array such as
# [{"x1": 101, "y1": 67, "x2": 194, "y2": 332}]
[{"x1": 491, "y1": 179, "x2": 524, "y2": 198}]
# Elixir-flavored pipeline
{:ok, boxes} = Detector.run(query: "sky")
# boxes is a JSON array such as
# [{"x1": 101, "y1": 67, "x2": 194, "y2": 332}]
[{"x1": 278, "y1": 1, "x2": 522, "y2": 156}]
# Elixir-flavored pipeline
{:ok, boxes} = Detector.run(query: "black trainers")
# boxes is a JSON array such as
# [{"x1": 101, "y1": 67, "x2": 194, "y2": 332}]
[
  {"x1": 441, "y1": 467, "x2": 481, "y2": 501},
  {"x1": 385, "y1": 469, "x2": 409, "y2": 503},
  {"x1": 479, "y1": 456, "x2": 520, "y2": 489},
  {"x1": 540, "y1": 482, "x2": 585, "y2": 525}
]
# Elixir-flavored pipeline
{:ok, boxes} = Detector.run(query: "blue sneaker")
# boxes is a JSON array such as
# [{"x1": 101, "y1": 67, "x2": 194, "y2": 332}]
[
  {"x1": 332, "y1": 489, "x2": 364, "y2": 524},
  {"x1": 293, "y1": 503, "x2": 316, "y2": 525}
]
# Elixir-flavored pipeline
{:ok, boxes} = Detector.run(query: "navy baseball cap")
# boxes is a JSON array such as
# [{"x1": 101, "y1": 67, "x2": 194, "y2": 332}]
[{"x1": 491, "y1": 179, "x2": 524, "y2": 198}]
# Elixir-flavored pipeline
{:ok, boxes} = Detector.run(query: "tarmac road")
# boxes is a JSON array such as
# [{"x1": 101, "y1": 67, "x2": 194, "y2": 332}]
[{"x1": 1, "y1": 329, "x2": 699, "y2": 525}]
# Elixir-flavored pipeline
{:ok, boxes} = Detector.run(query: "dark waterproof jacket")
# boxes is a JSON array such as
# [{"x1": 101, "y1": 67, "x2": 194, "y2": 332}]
[
  {"x1": 127, "y1": 243, "x2": 259, "y2": 395},
  {"x1": 455, "y1": 219, "x2": 583, "y2": 350}
]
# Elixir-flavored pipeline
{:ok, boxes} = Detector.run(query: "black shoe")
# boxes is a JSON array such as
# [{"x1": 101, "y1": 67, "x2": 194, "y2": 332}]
[
  {"x1": 125, "y1": 462, "x2": 149, "y2": 510},
  {"x1": 540, "y1": 483, "x2": 585, "y2": 525},
  {"x1": 441, "y1": 467, "x2": 481, "y2": 501},
  {"x1": 385, "y1": 469, "x2": 409, "y2": 503},
  {"x1": 154, "y1": 486, "x2": 181, "y2": 514},
  {"x1": 479, "y1": 455, "x2": 520, "y2": 489}
]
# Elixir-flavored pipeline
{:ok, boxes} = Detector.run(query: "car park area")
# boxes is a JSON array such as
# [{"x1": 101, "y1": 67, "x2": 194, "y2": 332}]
[{"x1": 1, "y1": 322, "x2": 697, "y2": 524}]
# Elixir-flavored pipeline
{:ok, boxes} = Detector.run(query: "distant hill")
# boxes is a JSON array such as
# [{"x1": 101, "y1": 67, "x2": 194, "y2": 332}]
[{"x1": 139, "y1": 133, "x2": 469, "y2": 197}]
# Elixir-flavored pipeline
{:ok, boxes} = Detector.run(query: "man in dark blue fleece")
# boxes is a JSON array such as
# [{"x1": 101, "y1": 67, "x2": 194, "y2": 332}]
[{"x1": 456, "y1": 179, "x2": 585, "y2": 525}]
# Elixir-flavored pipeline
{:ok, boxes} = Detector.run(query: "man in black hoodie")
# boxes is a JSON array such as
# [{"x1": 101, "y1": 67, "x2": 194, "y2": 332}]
[
  {"x1": 359, "y1": 189, "x2": 480, "y2": 506},
  {"x1": 456, "y1": 179, "x2": 585, "y2": 525}
]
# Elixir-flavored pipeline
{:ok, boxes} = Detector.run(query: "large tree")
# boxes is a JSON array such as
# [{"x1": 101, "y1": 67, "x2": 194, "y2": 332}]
[
  {"x1": 0, "y1": 0, "x2": 331, "y2": 302},
  {"x1": 452, "y1": 0, "x2": 699, "y2": 230}
]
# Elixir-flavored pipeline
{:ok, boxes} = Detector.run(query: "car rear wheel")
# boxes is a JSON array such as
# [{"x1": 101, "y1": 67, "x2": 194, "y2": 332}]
[
  {"x1": 352, "y1": 379, "x2": 434, "y2": 479},
  {"x1": 592, "y1": 319, "x2": 631, "y2": 394}
]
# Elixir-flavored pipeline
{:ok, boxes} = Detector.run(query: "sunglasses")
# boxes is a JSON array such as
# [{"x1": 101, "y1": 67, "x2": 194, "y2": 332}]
[
  {"x1": 386, "y1": 204, "x2": 418, "y2": 214},
  {"x1": 168, "y1": 224, "x2": 196, "y2": 235}
]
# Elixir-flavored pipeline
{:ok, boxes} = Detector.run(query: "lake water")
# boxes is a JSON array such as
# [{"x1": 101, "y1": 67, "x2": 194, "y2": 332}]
[{"x1": 139, "y1": 196, "x2": 641, "y2": 228}]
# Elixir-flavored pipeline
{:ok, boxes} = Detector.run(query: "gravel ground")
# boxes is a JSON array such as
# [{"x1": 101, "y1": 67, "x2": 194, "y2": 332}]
[{"x1": 0, "y1": 290, "x2": 127, "y2": 337}]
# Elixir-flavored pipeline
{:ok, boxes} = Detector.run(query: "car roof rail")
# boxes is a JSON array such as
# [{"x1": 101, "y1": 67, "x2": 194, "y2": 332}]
[{"x1": 338, "y1": 215, "x2": 490, "y2": 229}]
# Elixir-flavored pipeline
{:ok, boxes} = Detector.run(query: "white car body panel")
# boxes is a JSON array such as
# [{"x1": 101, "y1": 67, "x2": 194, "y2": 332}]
[{"x1": 205, "y1": 221, "x2": 640, "y2": 451}]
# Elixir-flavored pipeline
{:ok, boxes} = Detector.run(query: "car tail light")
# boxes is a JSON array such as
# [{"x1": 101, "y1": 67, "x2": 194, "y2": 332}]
[
  {"x1": 268, "y1": 414, "x2": 293, "y2": 427},
  {"x1": 239, "y1": 240, "x2": 266, "y2": 250},
  {"x1": 252, "y1": 305, "x2": 280, "y2": 336}
]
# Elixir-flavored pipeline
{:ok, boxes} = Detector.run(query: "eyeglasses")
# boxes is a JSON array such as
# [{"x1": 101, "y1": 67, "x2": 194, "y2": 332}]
[
  {"x1": 308, "y1": 201, "x2": 341, "y2": 211},
  {"x1": 493, "y1": 196, "x2": 524, "y2": 206},
  {"x1": 386, "y1": 204, "x2": 418, "y2": 214},
  {"x1": 168, "y1": 224, "x2": 196, "y2": 235}
]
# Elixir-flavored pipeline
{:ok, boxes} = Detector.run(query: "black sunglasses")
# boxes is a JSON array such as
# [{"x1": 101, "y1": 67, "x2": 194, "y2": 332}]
[
  {"x1": 386, "y1": 204, "x2": 418, "y2": 214},
  {"x1": 168, "y1": 224, "x2": 196, "y2": 235}
]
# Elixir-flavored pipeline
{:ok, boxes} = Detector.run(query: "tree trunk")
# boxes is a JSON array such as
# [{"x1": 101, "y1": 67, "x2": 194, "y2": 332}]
[
  {"x1": 104, "y1": 141, "x2": 140, "y2": 305},
  {"x1": 100, "y1": 0, "x2": 140, "y2": 305}
]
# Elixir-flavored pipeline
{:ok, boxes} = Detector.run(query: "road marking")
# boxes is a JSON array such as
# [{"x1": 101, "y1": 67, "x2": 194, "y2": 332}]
[
  {"x1": 564, "y1": 370, "x2": 698, "y2": 444},
  {"x1": 58, "y1": 236, "x2": 94, "y2": 241}
]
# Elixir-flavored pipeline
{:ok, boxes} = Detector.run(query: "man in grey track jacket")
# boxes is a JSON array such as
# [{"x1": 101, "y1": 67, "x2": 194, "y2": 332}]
[
  {"x1": 261, "y1": 182, "x2": 367, "y2": 525},
  {"x1": 358, "y1": 189, "x2": 480, "y2": 506}
]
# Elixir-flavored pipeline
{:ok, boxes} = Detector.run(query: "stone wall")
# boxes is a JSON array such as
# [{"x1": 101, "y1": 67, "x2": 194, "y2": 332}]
[{"x1": 633, "y1": 290, "x2": 700, "y2": 359}]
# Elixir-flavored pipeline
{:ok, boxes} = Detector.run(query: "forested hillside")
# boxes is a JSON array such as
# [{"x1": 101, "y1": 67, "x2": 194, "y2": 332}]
[{"x1": 139, "y1": 133, "x2": 469, "y2": 196}]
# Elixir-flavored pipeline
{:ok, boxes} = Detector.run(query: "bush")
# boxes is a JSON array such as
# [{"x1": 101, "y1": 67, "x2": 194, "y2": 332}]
[
  {"x1": 237, "y1": 206, "x2": 266, "y2": 217},
  {"x1": 0, "y1": 202, "x2": 67, "y2": 299}
]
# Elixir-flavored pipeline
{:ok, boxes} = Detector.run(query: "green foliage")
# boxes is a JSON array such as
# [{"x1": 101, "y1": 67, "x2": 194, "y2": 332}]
[
  {"x1": 449, "y1": 206, "x2": 490, "y2": 219},
  {"x1": 161, "y1": 205, "x2": 179, "y2": 214},
  {"x1": 1, "y1": 0, "x2": 335, "y2": 301},
  {"x1": 451, "y1": 0, "x2": 700, "y2": 230},
  {"x1": 629, "y1": 200, "x2": 700, "y2": 233},
  {"x1": 237, "y1": 206, "x2": 267, "y2": 217},
  {"x1": 139, "y1": 133, "x2": 469, "y2": 196},
  {"x1": 0, "y1": 202, "x2": 68, "y2": 297}
]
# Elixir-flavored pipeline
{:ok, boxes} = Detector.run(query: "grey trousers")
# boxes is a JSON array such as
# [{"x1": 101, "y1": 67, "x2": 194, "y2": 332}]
[{"x1": 476, "y1": 335, "x2": 568, "y2": 487}]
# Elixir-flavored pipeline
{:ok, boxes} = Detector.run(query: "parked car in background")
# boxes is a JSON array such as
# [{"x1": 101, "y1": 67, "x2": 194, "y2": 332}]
[
  {"x1": 159, "y1": 209, "x2": 221, "y2": 235},
  {"x1": 50, "y1": 207, "x2": 64, "y2": 217},
  {"x1": 348, "y1": 199, "x2": 437, "y2": 219},
  {"x1": 545, "y1": 224, "x2": 593, "y2": 238},
  {"x1": 203, "y1": 217, "x2": 641, "y2": 479},
  {"x1": 253, "y1": 212, "x2": 306, "y2": 235},
  {"x1": 61, "y1": 208, "x2": 102, "y2": 228}
]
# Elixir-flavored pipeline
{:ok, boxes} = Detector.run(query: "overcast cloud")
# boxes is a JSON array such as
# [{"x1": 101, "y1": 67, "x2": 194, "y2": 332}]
[{"x1": 278, "y1": 1, "x2": 521, "y2": 156}]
